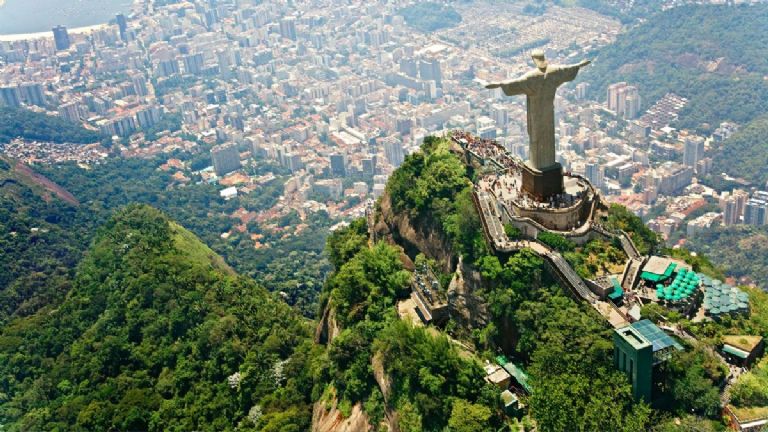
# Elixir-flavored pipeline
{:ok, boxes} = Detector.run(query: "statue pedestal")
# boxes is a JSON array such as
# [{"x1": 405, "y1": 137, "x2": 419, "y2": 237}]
[{"x1": 521, "y1": 162, "x2": 564, "y2": 201}]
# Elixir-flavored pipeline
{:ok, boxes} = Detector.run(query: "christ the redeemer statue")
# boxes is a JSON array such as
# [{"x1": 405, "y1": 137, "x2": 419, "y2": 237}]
[{"x1": 484, "y1": 50, "x2": 590, "y2": 199}]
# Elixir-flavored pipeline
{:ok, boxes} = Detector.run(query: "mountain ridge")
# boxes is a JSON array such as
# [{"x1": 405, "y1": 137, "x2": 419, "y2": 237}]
[{"x1": 0, "y1": 204, "x2": 316, "y2": 431}]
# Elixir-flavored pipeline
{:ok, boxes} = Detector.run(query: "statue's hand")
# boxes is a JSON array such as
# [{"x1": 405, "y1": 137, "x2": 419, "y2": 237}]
[
  {"x1": 578, "y1": 59, "x2": 591, "y2": 67},
  {"x1": 484, "y1": 82, "x2": 501, "y2": 89}
]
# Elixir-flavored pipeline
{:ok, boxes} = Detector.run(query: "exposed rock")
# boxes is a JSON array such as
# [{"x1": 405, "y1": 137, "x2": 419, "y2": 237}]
[
  {"x1": 372, "y1": 351, "x2": 400, "y2": 432},
  {"x1": 375, "y1": 192, "x2": 456, "y2": 274},
  {"x1": 371, "y1": 352, "x2": 392, "y2": 402},
  {"x1": 447, "y1": 256, "x2": 490, "y2": 330},
  {"x1": 312, "y1": 397, "x2": 371, "y2": 432},
  {"x1": 315, "y1": 302, "x2": 340, "y2": 345}
]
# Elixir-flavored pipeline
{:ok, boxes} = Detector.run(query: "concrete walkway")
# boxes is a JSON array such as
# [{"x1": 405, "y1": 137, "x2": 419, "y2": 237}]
[{"x1": 474, "y1": 189, "x2": 631, "y2": 328}]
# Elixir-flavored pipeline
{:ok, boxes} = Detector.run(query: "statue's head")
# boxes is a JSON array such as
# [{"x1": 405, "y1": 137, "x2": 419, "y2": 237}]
[{"x1": 531, "y1": 49, "x2": 547, "y2": 70}]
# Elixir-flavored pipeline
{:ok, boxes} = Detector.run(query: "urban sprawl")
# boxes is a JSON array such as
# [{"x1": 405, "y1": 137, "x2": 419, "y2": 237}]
[{"x1": 0, "y1": 0, "x2": 765, "y2": 274}]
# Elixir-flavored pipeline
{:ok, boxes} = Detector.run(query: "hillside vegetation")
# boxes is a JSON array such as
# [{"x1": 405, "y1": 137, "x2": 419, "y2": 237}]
[
  {"x1": 710, "y1": 114, "x2": 768, "y2": 186},
  {"x1": 686, "y1": 225, "x2": 768, "y2": 285},
  {"x1": 0, "y1": 107, "x2": 101, "y2": 144},
  {"x1": 570, "y1": 0, "x2": 664, "y2": 23},
  {"x1": 318, "y1": 220, "x2": 503, "y2": 431},
  {"x1": 585, "y1": 4, "x2": 768, "y2": 130},
  {"x1": 0, "y1": 205, "x2": 317, "y2": 431},
  {"x1": 398, "y1": 3, "x2": 461, "y2": 33},
  {"x1": 0, "y1": 157, "x2": 89, "y2": 324}
]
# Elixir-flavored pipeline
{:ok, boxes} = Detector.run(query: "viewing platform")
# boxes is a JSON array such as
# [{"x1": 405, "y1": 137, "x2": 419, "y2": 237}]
[{"x1": 451, "y1": 131, "x2": 597, "y2": 232}]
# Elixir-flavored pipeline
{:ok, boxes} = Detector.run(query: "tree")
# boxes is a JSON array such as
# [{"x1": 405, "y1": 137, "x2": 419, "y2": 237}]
[
  {"x1": 537, "y1": 231, "x2": 575, "y2": 252},
  {"x1": 447, "y1": 399, "x2": 493, "y2": 432},
  {"x1": 603, "y1": 204, "x2": 659, "y2": 255},
  {"x1": 0, "y1": 205, "x2": 316, "y2": 430},
  {"x1": 504, "y1": 224, "x2": 522, "y2": 240},
  {"x1": 657, "y1": 347, "x2": 725, "y2": 417}
]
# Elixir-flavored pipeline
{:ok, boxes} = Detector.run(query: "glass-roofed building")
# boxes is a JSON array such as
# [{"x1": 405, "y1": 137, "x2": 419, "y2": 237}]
[{"x1": 613, "y1": 319, "x2": 683, "y2": 401}]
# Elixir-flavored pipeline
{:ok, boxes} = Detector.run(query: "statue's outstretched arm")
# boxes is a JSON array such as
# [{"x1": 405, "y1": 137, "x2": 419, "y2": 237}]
[
  {"x1": 576, "y1": 59, "x2": 591, "y2": 68},
  {"x1": 483, "y1": 77, "x2": 527, "y2": 96},
  {"x1": 555, "y1": 59, "x2": 591, "y2": 84}
]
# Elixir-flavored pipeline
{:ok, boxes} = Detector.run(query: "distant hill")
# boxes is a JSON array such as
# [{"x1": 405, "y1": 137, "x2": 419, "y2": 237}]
[
  {"x1": 710, "y1": 114, "x2": 768, "y2": 186},
  {"x1": 0, "y1": 205, "x2": 316, "y2": 430},
  {"x1": 0, "y1": 107, "x2": 102, "y2": 144},
  {"x1": 584, "y1": 4, "x2": 768, "y2": 131},
  {"x1": 686, "y1": 224, "x2": 768, "y2": 287},
  {"x1": 398, "y1": 2, "x2": 461, "y2": 33},
  {"x1": 566, "y1": 0, "x2": 665, "y2": 23}
]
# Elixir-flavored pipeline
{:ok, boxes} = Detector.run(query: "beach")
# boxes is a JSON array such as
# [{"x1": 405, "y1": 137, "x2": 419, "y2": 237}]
[
  {"x1": 0, "y1": 24, "x2": 109, "y2": 42},
  {"x1": 0, "y1": 0, "x2": 131, "y2": 39}
]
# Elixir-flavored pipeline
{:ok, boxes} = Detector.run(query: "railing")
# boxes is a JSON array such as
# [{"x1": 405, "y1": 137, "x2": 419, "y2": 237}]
[
  {"x1": 618, "y1": 230, "x2": 641, "y2": 259},
  {"x1": 546, "y1": 252, "x2": 598, "y2": 304},
  {"x1": 411, "y1": 291, "x2": 433, "y2": 322},
  {"x1": 473, "y1": 190, "x2": 598, "y2": 304}
]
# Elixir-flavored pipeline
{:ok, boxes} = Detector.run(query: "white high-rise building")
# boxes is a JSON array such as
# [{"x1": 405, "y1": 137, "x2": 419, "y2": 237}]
[
  {"x1": 683, "y1": 136, "x2": 705, "y2": 170},
  {"x1": 607, "y1": 82, "x2": 627, "y2": 112},
  {"x1": 607, "y1": 82, "x2": 641, "y2": 119},
  {"x1": 383, "y1": 138, "x2": 405, "y2": 168},
  {"x1": 585, "y1": 158, "x2": 604, "y2": 190}
]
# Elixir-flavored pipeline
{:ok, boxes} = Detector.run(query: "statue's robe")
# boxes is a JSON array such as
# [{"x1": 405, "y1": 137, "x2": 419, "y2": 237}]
[{"x1": 498, "y1": 64, "x2": 581, "y2": 171}]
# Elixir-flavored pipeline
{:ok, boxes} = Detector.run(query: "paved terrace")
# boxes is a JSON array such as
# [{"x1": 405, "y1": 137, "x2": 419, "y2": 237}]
[{"x1": 451, "y1": 131, "x2": 637, "y2": 258}]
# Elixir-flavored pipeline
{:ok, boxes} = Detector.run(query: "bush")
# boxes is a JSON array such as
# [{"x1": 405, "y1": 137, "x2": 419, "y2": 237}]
[
  {"x1": 730, "y1": 359, "x2": 768, "y2": 408},
  {"x1": 537, "y1": 231, "x2": 575, "y2": 252},
  {"x1": 504, "y1": 224, "x2": 522, "y2": 240},
  {"x1": 0, "y1": 107, "x2": 101, "y2": 144}
]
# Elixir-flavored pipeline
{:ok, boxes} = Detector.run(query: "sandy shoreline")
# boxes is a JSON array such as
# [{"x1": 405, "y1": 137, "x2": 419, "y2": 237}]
[{"x1": 0, "y1": 23, "x2": 110, "y2": 42}]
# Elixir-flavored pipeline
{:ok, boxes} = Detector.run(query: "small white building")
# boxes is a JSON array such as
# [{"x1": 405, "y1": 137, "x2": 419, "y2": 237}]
[{"x1": 220, "y1": 186, "x2": 238, "y2": 200}]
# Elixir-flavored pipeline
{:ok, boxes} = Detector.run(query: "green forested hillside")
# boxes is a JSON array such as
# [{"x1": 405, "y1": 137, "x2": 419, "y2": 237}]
[
  {"x1": 686, "y1": 225, "x2": 768, "y2": 285},
  {"x1": 710, "y1": 115, "x2": 768, "y2": 186},
  {"x1": 0, "y1": 107, "x2": 102, "y2": 144},
  {"x1": 36, "y1": 157, "x2": 329, "y2": 317},
  {"x1": 0, "y1": 157, "x2": 90, "y2": 324},
  {"x1": 584, "y1": 4, "x2": 768, "y2": 130},
  {"x1": 0, "y1": 205, "x2": 317, "y2": 431},
  {"x1": 570, "y1": 0, "x2": 664, "y2": 23},
  {"x1": 398, "y1": 3, "x2": 461, "y2": 33}
]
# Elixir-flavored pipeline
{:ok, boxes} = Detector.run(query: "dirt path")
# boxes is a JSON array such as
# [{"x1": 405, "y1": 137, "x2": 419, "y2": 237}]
[{"x1": 13, "y1": 161, "x2": 80, "y2": 206}]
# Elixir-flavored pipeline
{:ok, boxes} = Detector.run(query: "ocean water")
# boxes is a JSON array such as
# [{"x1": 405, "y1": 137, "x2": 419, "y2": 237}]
[{"x1": 0, "y1": 0, "x2": 133, "y2": 35}]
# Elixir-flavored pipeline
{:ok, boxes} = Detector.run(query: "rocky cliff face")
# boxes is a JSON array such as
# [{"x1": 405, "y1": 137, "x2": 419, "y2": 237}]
[
  {"x1": 372, "y1": 352, "x2": 400, "y2": 432},
  {"x1": 312, "y1": 399, "x2": 371, "y2": 432},
  {"x1": 446, "y1": 256, "x2": 490, "y2": 330},
  {"x1": 315, "y1": 300, "x2": 340, "y2": 345},
  {"x1": 374, "y1": 192, "x2": 456, "y2": 274},
  {"x1": 375, "y1": 189, "x2": 492, "y2": 331},
  {"x1": 309, "y1": 354, "x2": 398, "y2": 432}
]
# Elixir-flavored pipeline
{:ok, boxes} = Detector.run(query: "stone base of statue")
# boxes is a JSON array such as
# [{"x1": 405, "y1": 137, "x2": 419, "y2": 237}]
[{"x1": 521, "y1": 162, "x2": 564, "y2": 201}]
